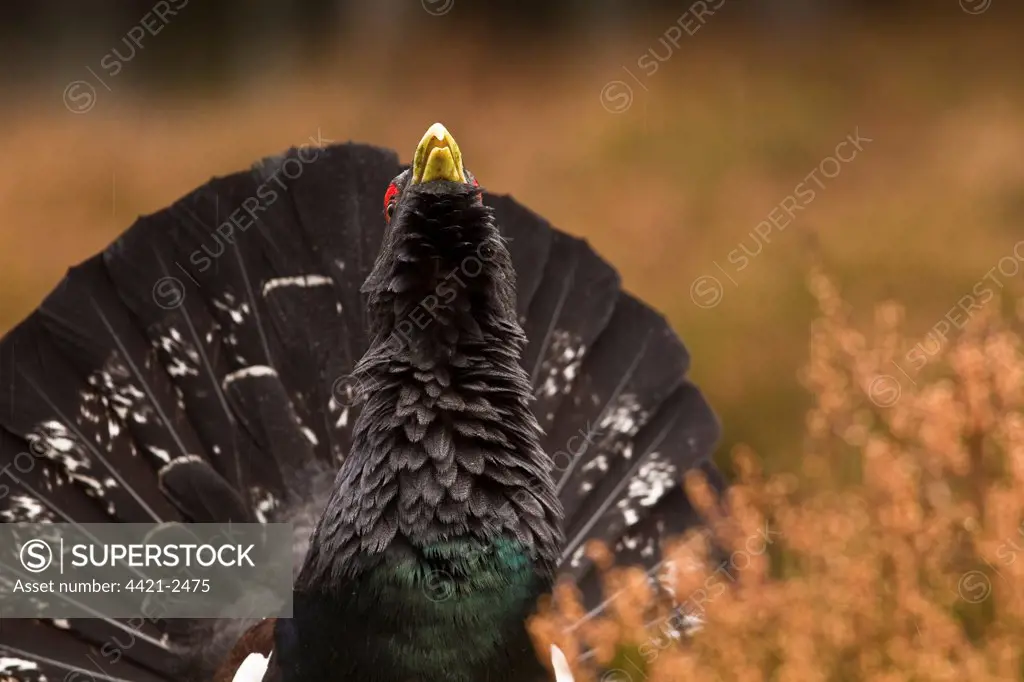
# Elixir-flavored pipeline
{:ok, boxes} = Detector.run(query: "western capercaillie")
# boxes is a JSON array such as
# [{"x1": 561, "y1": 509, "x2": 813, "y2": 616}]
[{"x1": 0, "y1": 123, "x2": 722, "y2": 682}]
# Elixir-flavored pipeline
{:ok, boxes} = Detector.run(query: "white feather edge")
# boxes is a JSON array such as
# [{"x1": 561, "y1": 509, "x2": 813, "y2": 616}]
[
  {"x1": 231, "y1": 644, "x2": 573, "y2": 682},
  {"x1": 232, "y1": 652, "x2": 271, "y2": 682},
  {"x1": 551, "y1": 644, "x2": 574, "y2": 682}
]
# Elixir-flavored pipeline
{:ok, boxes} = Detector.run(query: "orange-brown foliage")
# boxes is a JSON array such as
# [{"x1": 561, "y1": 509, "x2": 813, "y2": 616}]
[{"x1": 530, "y1": 269, "x2": 1024, "y2": 680}]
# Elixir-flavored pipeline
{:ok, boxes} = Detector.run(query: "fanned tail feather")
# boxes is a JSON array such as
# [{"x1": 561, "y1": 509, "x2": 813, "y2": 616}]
[{"x1": 0, "y1": 142, "x2": 719, "y2": 682}]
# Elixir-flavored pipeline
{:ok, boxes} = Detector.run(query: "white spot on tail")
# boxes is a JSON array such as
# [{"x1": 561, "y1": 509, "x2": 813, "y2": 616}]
[
  {"x1": 148, "y1": 445, "x2": 172, "y2": 464},
  {"x1": 158, "y1": 454, "x2": 205, "y2": 475},
  {"x1": 599, "y1": 393, "x2": 646, "y2": 438},
  {"x1": 27, "y1": 422, "x2": 111, "y2": 502},
  {"x1": 0, "y1": 657, "x2": 37, "y2": 668},
  {"x1": 537, "y1": 330, "x2": 585, "y2": 399},
  {"x1": 261, "y1": 275, "x2": 333, "y2": 297},
  {"x1": 223, "y1": 365, "x2": 278, "y2": 389},
  {"x1": 252, "y1": 487, "x2": 280, "y2": 524},
  {"x1": 1, "y1": 494, "x2": 54, "y2": 523},
  {"x1": 628, "y1": 455, "x2": 677, "y2": 507}
]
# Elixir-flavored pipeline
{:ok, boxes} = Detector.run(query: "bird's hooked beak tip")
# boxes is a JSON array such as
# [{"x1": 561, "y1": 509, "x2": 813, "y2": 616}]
[{"x1": 411, "y1": 122, "x2": 467, "y2": 185}]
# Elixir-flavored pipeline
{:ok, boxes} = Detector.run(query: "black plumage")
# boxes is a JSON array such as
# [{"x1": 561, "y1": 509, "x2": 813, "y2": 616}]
[{"x1": 0, "y1": 124, "x2": 721, "y2": 682}]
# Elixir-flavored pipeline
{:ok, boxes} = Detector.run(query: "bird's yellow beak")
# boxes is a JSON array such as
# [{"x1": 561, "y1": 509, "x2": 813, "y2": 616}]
[{"x1": 411, "y1": 122, "x2": 467, "y2": 184}]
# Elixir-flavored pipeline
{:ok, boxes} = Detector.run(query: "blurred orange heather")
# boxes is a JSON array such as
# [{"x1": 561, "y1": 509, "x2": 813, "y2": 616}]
[{"x1": 528, "y1": 268, "x2": 1024, "y2": 680}]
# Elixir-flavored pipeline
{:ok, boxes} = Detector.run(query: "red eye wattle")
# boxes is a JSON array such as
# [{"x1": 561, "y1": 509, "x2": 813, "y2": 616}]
[{"x1": 383, "y1": 182, "x2": 399, "y2": 221}]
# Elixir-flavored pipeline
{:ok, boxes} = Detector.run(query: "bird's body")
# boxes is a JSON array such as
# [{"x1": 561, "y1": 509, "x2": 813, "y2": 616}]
[
  {"x1": 284, "y1": 537, "x2": 544, "y2": 682},
  {"x1": 280, "y1": 157, "x2": 559, "y2": 682},
  {"x1": 0, "y1": 124, "x2": 720, "y2": 682}
]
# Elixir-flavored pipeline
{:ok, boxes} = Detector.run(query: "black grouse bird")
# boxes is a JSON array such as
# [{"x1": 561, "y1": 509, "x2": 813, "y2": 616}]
[{"x1": 0, "y1": 123, "x2": 721, "y2": 682}]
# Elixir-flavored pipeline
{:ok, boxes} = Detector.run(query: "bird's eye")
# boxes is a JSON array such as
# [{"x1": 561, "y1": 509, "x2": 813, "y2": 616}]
[{"x1": 383, "y1": 182, "x2": 399, "y2": 223}]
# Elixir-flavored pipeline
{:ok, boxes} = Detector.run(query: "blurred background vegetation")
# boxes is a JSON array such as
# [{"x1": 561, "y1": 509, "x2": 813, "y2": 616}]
[{"x1": 1, "y1": 0, "x2": 1022, "y2": 480}]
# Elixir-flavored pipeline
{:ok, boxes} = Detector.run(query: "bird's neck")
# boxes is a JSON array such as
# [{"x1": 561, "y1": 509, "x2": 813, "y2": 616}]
[{"x1": 362, "y1": 186, "x2": 522, "y2": 368}]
